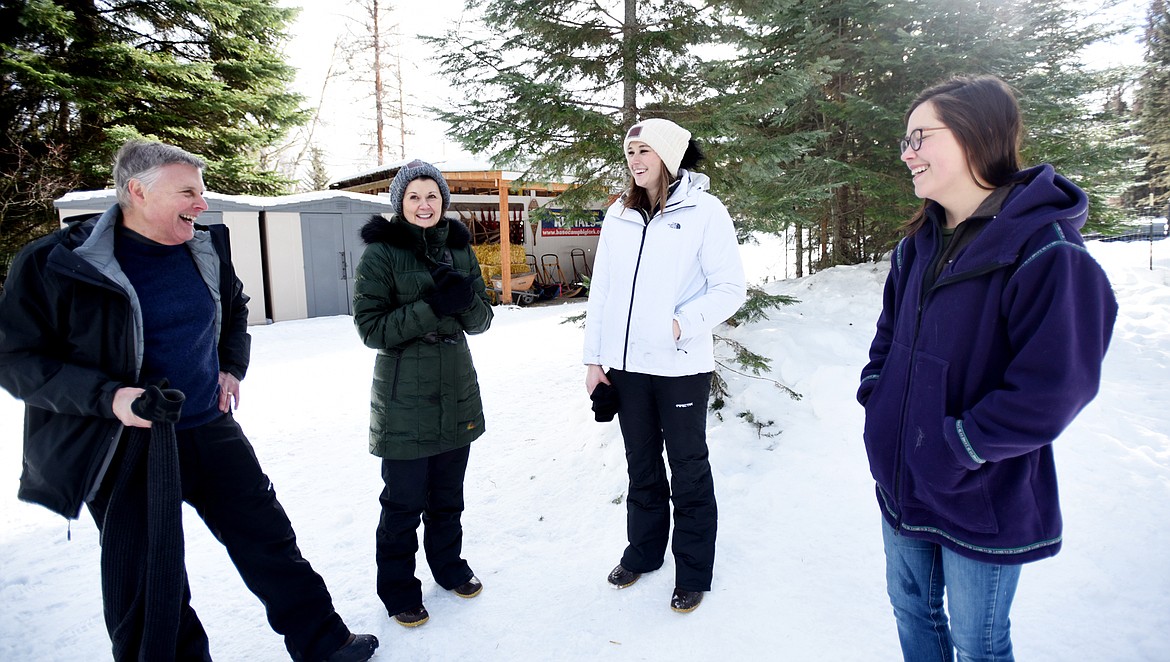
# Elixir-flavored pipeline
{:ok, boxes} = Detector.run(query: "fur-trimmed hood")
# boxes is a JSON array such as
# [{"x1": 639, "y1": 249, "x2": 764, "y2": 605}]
[{"x1": 359, "y1": 214, "x2": 472, "y2": 250}]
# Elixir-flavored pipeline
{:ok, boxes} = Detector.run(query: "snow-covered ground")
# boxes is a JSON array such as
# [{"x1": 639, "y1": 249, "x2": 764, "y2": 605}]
[{"x1": 1, "y1": 236, "x2": 1167, "y2": 661}]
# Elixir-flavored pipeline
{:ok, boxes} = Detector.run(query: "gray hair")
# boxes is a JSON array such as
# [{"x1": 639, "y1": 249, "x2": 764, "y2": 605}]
[{"x1": 113, "y1": 140, "x2": 206, "y2": 207}]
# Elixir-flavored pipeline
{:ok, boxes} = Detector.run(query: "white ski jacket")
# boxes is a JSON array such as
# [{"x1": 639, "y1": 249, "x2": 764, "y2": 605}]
[{"x1": 583, "y1": 170, "x2": 746, "y2": 377}]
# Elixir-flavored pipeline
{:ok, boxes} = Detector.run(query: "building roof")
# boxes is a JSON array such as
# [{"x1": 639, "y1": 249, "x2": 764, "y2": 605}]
[
  {"x1": 54, "y1": 188, "x2": 397, "y2": 213},
  {"x1": 329, "y1": 160, "x2": 575, "y2": 197}
]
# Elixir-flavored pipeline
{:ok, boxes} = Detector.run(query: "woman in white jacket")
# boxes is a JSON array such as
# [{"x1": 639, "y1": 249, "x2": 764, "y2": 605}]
[{"x1": 584, "y1": 118, "x2": 746, "y2": 613}]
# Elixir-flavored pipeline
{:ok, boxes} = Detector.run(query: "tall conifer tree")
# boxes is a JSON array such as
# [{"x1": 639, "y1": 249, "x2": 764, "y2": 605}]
[
  {"x1": 1135, "y1": 0, "x2": 1170, "y2": 214},
  {"x1": 712, "y1": 0, "x2": 1131, "y2": 269},
  {"x1": 426, "y1": 0, "x2": 714, "y2": 203},
  {"x1": 0, "y1": 0, "x2": 306, "y2": 278}
]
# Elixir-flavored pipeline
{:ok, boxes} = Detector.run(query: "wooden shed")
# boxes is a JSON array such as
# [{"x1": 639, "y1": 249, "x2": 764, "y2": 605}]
[{"x1": 330, "y1": 160, "x2": 604, "y2": 302}]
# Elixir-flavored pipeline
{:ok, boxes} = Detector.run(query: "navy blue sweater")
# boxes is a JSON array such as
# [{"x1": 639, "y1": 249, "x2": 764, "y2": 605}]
[{"x1": 116, "y1": 228, "x2": 220, "y2": 429}]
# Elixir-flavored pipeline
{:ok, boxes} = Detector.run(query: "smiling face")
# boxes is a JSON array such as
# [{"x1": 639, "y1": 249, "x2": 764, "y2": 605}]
[
  {"x1": 901, "y1": 101, "x2": 990, "y2": 226},
  {"x1": 402, "y1": 177, "x2": 443, "y2": 228},
  {"x1": 625, "y1": 140, "x2": 665, "y2": 198},
  {"x1": 123, "y1": 163, "x2": 208, "y2": 245}
]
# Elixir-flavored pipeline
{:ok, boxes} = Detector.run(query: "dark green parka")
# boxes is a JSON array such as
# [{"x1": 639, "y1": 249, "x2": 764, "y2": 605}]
[{"x1": 353, "y1": 215, "x2": 493, "y2": 459}]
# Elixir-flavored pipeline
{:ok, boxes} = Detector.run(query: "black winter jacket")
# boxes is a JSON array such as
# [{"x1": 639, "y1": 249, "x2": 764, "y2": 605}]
[{"x1": 0, "y1": 205, "x2": 249, "y2": 518}]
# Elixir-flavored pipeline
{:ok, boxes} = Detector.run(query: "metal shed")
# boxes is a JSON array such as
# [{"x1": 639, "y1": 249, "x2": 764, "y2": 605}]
[
  {"x1": 54, "y1": 190, "x2": 268, "y2": 325},
  {"x1": 54, "y1": 173, "x2": 604, "y2": 324},
  {"x1": 53, "y1": 189, "x2": 406, "y2": 324},
  {"x1": 260, "y1": 192, "x2": 396, "y2": 321}
]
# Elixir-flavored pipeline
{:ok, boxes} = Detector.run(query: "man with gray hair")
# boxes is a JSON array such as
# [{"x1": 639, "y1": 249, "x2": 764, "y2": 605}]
[{"x1": 0, "y1": 140, "x2": 378, "y2": 661}]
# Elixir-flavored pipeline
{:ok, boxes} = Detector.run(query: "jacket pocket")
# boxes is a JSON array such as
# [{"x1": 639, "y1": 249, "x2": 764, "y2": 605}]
[
  {"x1": 904, "y1": 351, "x2": 997, "y2": 534},
  {"x1": 862, "y1": 341, "x2": 909, "y2": 493}
]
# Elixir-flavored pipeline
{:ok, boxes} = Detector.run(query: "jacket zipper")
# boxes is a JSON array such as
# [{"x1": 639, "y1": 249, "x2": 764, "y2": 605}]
[
  {"x1": 390, "y1": 351, "x2": 403, "y2": 401},
  {"x1": 53, "y1": 253, "x2": 142, "y2": 509},
  {"x1": 620, "y1": 208, "x2": 653, "y2": 370},
  {"x1": 613, "y1": 180, "x2": 693, "y2": 371},
  {"x1": 891, "y1": 245, "x2": 1011, "y2": 531}
]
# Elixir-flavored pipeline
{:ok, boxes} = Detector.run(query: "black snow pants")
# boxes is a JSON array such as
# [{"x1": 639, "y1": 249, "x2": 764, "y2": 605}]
[
  {"x1": 607, "y1": 369, "x2": 716, "y2": 592},
  {"x1": 375, "y1": 444, "x2": 474, "y2": 616},
  {"x1": 89, "y1": 413, "x2": 350, "y2": 661}
]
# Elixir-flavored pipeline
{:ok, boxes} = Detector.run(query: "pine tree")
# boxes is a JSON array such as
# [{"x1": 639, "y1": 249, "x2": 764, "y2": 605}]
[
  {"x1": 305, "y1": 145, "x2": 333, "y2": 191},
  {"x1": 425, "y1": 0, "x2": 715, "y2": 204},
  {"x1": 711, "y1": 0, "x2": 1134, "y2": 269},
  {"x1": 0, "y1": 0, "x2": 307, "y2": 279},
  {"x1": 1135, "y1": 0, "x2": 1170, "y2": 215}
]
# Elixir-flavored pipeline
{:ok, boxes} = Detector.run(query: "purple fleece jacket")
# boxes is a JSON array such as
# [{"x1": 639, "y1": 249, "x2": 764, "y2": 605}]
[{"x1": 857, "y1": 164, "x2": 1118, "y2": 564}]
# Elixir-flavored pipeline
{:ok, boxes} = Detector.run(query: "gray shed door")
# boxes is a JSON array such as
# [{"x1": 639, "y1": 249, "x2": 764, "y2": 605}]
[{"x1": 302, "y1": 214, "x2": 367, "y2": 317}]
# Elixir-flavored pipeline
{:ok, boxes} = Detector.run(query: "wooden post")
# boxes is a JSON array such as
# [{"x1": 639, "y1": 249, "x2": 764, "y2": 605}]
[{"x1": 499, "y1": 179, "x2": 512, "y2": 303}]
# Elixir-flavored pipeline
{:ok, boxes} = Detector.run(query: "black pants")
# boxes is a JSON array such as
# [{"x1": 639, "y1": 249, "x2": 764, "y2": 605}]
[
  {"x1": 89, "y1": 414, "x2": 348, "y2": 661},
  {"x1": 608, "y1": 370, "x2": 716, "y2": 592},
  {"x1": 376, "y1": 445, "x2": 474, "y2": 615}
]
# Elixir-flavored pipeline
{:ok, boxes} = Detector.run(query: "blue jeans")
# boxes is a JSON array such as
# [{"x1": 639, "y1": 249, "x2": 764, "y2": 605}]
[{"x1": 881, "y1": 518, "x2": 1021, "y2": 662}]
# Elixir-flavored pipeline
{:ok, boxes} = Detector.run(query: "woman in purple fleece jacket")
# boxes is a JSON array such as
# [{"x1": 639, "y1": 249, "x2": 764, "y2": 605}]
[{"x1": 858, "y1": 75, "x2": 1118, "y2": 661}]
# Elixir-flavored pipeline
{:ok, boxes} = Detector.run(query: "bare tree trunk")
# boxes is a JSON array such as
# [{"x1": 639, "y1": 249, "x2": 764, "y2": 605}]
[
  {"x1": 621, "y1": 0, "x2": 638, "y2": 126},
  {"x1": 819, "y1": 216, "x2": 828, "y2": 270},
  {"x1": 372, "y1": 0, "x2": 385, "y2": 165},
  {"x1": 795, "y1": 220, "x2": 804, "y2": 278},
  {"x1": 396, "y1": 44, "x2": 406, "y2": 160},
  {"x1": 832, "y1": 186, "x2": 847, "y2": 267}
]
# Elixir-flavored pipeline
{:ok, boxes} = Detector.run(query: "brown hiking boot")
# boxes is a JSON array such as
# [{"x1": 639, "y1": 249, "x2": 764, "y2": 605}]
[
  {"x1": 453, "y1": 576, "x2": 483, "y2": 599},
  {"x1": 393, "y1": 605, "x2": 429, "y2": 627}
]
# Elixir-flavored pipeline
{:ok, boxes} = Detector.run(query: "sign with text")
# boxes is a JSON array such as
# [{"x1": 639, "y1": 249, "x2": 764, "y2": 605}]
[{"x1": 540, "y1": 209, "x2": 604, "y2": 237}]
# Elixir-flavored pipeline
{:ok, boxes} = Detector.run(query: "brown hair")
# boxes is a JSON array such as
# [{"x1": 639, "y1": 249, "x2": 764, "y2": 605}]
[
  {"x1": 622, "y1": 161, "x2": 674, "y2": 216},
  {"x1": 901, "y1": 75, "x2": 1023, "y2": 235}
]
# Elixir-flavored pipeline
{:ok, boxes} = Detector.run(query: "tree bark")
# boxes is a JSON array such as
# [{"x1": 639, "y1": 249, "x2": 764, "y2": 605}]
[{"x1": 621, "y1": 0, "x2": 638, "y2": 126}]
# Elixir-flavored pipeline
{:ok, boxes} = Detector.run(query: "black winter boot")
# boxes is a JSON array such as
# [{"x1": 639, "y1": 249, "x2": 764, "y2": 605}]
[
  {"x1": 607, "y1": 564, "x2": 641, "y2": 589},
  {"x1": 325, "y1": 633, "x2": 379, "y2": 662},
  {"x1": 670, "y1": 588, "x2": 703, "y2": 613}
]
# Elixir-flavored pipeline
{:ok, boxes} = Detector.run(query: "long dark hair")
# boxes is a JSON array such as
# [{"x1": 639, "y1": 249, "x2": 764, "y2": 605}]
[{"x1": 901, "y1": 75, "x2": 1023, "y2": 235}]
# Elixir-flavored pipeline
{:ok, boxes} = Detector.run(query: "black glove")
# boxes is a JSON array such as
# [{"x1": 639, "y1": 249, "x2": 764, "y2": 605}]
[
  {"x1": 429, "y1": 263, "x2": 464, "y2": 291},
  {"x1": 426, "y1": 265, "x2": 477, "y2": 317},
  {"x1": 131, "y1": 382, "x2": 186, "y2": 424},
  {"x1": 590, "y1": 382, "x2": 620, "y2": 422}
]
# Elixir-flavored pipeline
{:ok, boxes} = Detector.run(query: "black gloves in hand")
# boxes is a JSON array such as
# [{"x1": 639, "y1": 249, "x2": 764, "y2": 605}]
[
  {"x1": 590, "y1": 382, "x2": 620, "y2": 422},
  {"x1": 131, "y1": 382, "x2": 186, "y2": 424},
  {"x1": 429, "y1": 264, "x2": 464, "y2": 290},
  {"x1": 426, "y1": 264, "x2": 476, "y2": 317}
]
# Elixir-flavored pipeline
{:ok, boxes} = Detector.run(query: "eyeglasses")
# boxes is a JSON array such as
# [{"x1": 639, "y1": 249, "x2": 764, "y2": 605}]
[{"x1": 900, "y1": 127, "x2": 950, "y2": 153}]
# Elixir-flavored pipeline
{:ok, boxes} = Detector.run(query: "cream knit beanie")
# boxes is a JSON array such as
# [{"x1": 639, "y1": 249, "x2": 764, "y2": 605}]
[{"x1": 623, "y1": 118, "x2": 691, "y2": 177}]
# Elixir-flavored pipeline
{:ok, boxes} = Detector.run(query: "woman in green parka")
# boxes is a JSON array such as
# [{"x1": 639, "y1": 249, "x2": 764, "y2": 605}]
[{"x1": 353, "y1": 160, "x2": 493, "y2": 629}]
